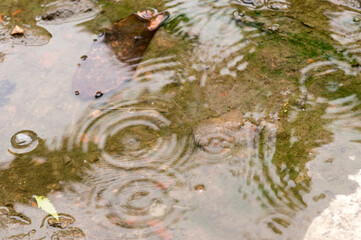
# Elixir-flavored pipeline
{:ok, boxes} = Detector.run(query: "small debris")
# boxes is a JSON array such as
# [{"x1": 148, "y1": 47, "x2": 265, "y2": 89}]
[
  {"x1": 194, "y1": 184, "x2": 206, "y2": 193},
  {"x1": 307, "y1": 59, "x2": 314, "y2": 63},
  {"x1": 11, "y1": 25, "x2": 24, "y2": 36},
  {"x1": 312, "y1": 193, "x2": 326, "y2": 202},
  {"x1": 349, "y1": 155, "x2": 356, "y2": 161},
  {"x1": 95, "y1": 91, "x2": 103, "y2": 98},
  {"x1": 267, "y1": 24, "x2": 279, "y2": 32},
  {"x1": 75, "y1": 90, "x2": 80, "y2": 95}
]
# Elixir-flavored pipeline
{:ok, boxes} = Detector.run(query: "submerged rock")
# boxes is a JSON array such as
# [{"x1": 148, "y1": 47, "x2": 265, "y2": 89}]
[{"x1": 72, "y1": 10, "x2": 169, "y2": 99}]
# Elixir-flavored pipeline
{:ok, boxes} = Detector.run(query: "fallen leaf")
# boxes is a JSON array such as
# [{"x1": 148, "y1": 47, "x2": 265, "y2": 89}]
[
  {"x1": 0, "y1": 15, "x2": 2, "y2": 24},
  {"x1": 12, "y1": 10, "x2": 21, "y2": 16},
  {"x1": 148, "y1": 13, "x2": 167, "y2": 31},
  {"x1": 307, "y1": 59, "x2": 314, "y2": 63},
  {"x1": 34, "y1": 195, "x2": 59, "y2": 220}
]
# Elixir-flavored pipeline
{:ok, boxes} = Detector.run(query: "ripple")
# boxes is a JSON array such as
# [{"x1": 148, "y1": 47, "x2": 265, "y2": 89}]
[
  {"x1": 165, "y1": 0, "x2": 258, "y2": 87},
  {"x1": 0, "y1": 206, "x2": 31, "y2": 230},
  {"x1": 50, "y1": 227, "x2": 86, "y2": 240},
  {"x1": 192, "y1": 111, "x2": 306, "y2": 211},
  {"x1": 299, "y1": 59, "x2": 358, "y2": 104},
  {"x1": 40, "y1": 0, "x2": 99, "y2": 25},
  {"x1": 192, "y1": 111, "x2": 248, "y2": 163},
  {"x1": 41, "y1": 214, "x2": 76, "y2": 229},
  {"x1": 326, "y1": 10, "x2": 361, "y2": 45},
  {"x1": 92, "y1": 168, "x2": 184, "y2": 239},
  {"x1": 8, "y1": 130, "x2": 39, "y2": 155},
  {"x1": 235, "y1": 0, "x2": 290, "y2": 10},
  {"x1": 256, "y1": 210, "x2": 296, "y2": 237},
  {"x1": 69, "y1": 99, "x2": 192, "y2": 169},
  {"x1": 0, "y1": 25, "x2": 51, "y2": 46},
  {"x1": 328, "y1": 0, "x2": 361, "y2": 11}
]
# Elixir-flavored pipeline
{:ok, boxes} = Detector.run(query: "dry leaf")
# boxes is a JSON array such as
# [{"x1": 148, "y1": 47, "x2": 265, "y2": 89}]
[{"x1": 11, "y1": 25, "x2": 24, "y2": 36}]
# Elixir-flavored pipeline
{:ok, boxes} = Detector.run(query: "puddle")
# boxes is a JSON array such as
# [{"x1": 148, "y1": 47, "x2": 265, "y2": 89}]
[{"x1": 1, "y1": 0, "x2": 361, "y2": 239}]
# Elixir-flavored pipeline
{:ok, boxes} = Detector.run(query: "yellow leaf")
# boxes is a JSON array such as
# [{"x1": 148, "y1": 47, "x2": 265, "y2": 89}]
[{"x1": 33, "y1": 195, "x2": 59, "y2": 220}]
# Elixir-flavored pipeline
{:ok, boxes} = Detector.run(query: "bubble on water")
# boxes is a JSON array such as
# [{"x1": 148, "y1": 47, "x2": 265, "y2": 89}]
[{"x1": 9, "y1": 130, "x2": 39, "y2": 154}]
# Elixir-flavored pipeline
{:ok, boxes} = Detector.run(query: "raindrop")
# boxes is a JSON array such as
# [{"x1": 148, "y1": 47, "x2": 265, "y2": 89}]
[{"x1": 9, "y1": 130, "x2": 39, "y2": 154}]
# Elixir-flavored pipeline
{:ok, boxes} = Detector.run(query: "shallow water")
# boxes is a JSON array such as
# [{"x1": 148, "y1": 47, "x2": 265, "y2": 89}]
[{"x1": 1, "y1": 0, "x2": 361, "y2": 239}]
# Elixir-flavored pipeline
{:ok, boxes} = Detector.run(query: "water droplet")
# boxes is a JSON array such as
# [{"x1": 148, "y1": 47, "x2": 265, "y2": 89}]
[
  {"x1": 194, "y1": 184, "x2": 206, "y2": 193},
  {"x1": 9, "y1": 130, "x2": 39, "y2": 154},
  {"x1": 95, "y1": 91, "x2": 103, "y2": 98}
]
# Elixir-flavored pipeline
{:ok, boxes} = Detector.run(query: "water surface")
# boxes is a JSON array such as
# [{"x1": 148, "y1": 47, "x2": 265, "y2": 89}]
[{"x1": 1, "y1": 0, "x2": 361, "y2": 239}]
